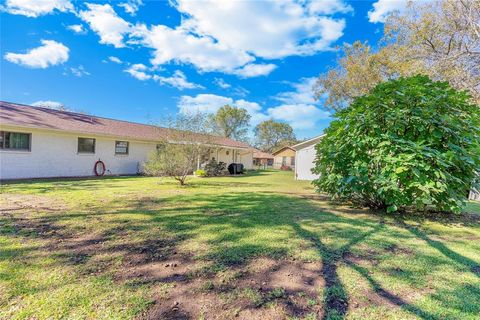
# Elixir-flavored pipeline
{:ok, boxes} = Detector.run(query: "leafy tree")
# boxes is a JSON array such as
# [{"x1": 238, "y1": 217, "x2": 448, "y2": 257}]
[
  {"x1": 254, "y1": 120, "x2": 296, "y2": 153},
  {"x1": 315, "y1": 0, "x2": 480, "y2": 110},
  {"x1": 209, "y1": 105, "x2": 251, "y2": 141},
  {"x1": 314, "y1": 41, "x2": 404, "y2": 110},
  {"x1": 144, "y1": 113, "x2": 211, "y2": 185},
  {"x1": 313, "y1": 75, "x2": 480, "y2": 213}
]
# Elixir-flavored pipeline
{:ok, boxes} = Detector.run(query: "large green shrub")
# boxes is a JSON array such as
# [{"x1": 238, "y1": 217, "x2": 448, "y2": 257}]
[
  {"x1": 313, "y1": 75, "x2": 480, "y2": 213},
  {"x1": 204, "y1": 159, "x2": 226, "y2": 176}
]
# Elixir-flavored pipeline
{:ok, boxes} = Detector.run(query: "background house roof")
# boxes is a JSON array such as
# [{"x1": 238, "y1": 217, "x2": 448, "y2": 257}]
[
  {"x1": 292, "y1": 134, "x2": 325, "y2": 150},
  {"x1": 272, "y1": 146, "x2": 296, "y2": 156},
  {"x1": 0, "y1": 101, "x2": 250, "y2": 149},
  {"x1": 252, "y1": 149, "x2": 274, "y2": 159}
]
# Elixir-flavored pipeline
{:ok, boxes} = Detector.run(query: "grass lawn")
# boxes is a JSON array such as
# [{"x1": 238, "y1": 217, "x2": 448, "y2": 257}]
[{"x1": 1, "y1": 170, "x2": 479, "y2": 320}]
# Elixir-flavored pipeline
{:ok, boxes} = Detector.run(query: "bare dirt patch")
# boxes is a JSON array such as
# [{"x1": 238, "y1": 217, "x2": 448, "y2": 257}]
[
  {"x1": 0, "y1": 193, "x2": 69, "y2": 214},
  {"x1": 136, "y1": 257, "x2": 326, "y2": 320}
]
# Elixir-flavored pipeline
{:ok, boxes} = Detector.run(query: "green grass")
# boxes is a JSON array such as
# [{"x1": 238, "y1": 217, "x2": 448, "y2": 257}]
[
  {"x1": 1, "y1": 170, "x2": 479, "y2": 319},
  {"x1": 465, "y1": 200, "x2": 480, "y2": 215}
]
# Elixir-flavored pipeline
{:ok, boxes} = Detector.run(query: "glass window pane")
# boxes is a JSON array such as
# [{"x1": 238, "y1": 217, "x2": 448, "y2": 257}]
[
  {"x1": 115, "y1": 141, "x2": 128, "y2": 154},
  {"x1": 1, "y1": 132, "x2": 30, "y2": 150},
  {"x1": 78, "y1": 138, "x2": 95, "y2": 153}
]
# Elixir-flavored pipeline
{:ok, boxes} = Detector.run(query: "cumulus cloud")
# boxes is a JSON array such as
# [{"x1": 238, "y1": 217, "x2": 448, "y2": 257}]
[
  {"x1": 233, "y1": 63, "x2": 277, "y2": 78},
  {"x1": 79, "y1": 3, "x2": 131, "y2": 48},
  {"x1": 368, "y1": 0, "x2": 408, "y2": 23},
  {"x1": 153, "y1": 70, "x2": 204, "y2": 90},
  {"x1": 275, "y1": 77, "x2": 318, "y2": 105},
  {"x1": 67, "y1": 24, "x2": 86, "y2": 34},
  {"x1": 2, "y1": 0, "x2": 73, "y2": 17},
  {"x1": 118, "y1": 0, "x2": 143, "y2": 16},
  {"x1": 127, "y1": 0, "x2": 348, "y2": 76},
  {"x1": 175, "y1": 0, "x2": 347, "y2": 59},
  {"x1": 124, "y1": 63, "x2": 151, "y2": 80},
  {"x1": 235, "y1": 99, "x2": 262, "y2": 114},
  {"x1": 267, "y1": 104, "x2": 330, "y2": 129},
  {"x1": 131, "y1": 23, "x2": 254, "y2": 74},
  {"x1": 269, "y1": 77, "x2": 330, "y2": 128},
  {"x1": 178, "y1": 94, "x2": 233, "y2": 114},
  {"x1": 108, "y1": 56, "x2": 122, "y2": 64},
  {"x1": 179, "y1": 88, "x2": 331, "y2": 130},
  {"x1": 4, "y1": 40, "x2": 69, "y2": 68},
  {"x1": 308, "y1": 0, "x2": 353, "y2": 15}
]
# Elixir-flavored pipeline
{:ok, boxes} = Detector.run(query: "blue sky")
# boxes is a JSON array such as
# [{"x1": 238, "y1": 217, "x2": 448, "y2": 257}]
[{"x1": 0, "y1": 0, "x2": 403, "y2": 139}]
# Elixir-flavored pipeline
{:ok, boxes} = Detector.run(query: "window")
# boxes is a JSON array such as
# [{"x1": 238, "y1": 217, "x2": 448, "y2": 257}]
[
  {"x1": 115, "y1": 141, "x2": 129, "y2": 155},
  {"x1": 0, "y1": 131, "x2": 31, "y2": 150},
  {"x1": 78, "y1": 137, "x2": 95, "y2": 153},
  {"x1": 282, "y1": 156, "x2": 287, "y2": 165},
  {"x1": 291, "y1": 156, "x2": 295, "y2": 166}
]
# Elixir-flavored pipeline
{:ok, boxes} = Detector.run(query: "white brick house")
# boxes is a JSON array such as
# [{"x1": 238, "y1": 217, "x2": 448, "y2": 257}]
[{"x1": 0, "y1": 102, "x2": 253, "y2": 180}]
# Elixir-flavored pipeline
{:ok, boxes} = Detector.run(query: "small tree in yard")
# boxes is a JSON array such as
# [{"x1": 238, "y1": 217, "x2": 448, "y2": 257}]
[
  {"x1": 144, "y1": 113, "x2": 210, "y2": 186},
  {"x1": 313, "y1": 75, "x2": 480, "y2": 213}
]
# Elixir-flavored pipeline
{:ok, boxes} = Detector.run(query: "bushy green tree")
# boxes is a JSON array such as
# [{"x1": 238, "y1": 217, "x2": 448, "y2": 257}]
[
  {"x1": 254, "y1": 120, "x2": 296, "y2": 153},
  {"x1": 313, "y1": 75, "x2": 480, "y2": 213},
  {"x1": 209, "y1": 105, "x2": 251, "y2": 141}
]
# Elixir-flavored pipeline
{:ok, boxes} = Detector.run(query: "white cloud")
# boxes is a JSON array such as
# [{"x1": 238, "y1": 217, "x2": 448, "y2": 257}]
[
  {"x1": 118, "y1": 0, "x2": 143, "y2": 16},
  {"x1": 308, "y1": 0, "x2": 353, "y2": 15},
  {"x1": 131, "y1": 23, "x2": 254, "y2": 73},
  {"x1": 213, "y1": 78, "x2": 231, "y2": 89},
  {"x1": 178, "y1": 94, "x2": 233, "y2": 114},
  {"x1": 235, "y1": 99, "x2": 262, "y2": 114},
  {"x1": 67, "y1": 24, "x2": 86, "y2": 34},
  {"x1": 177, "y1": 93, "x2": 330, "y2": 129},
  {"x1": 368, "y1": 0, "x2": 407, "y2": 23},
  {"x1": 275, "y1": 77, "x2": 318, "y2": 105},
  {"x1": 234, "y1": 99, "x2": 269, "y2": 125},
  {"x1": 127, "y1": 0, "x2": 348, "y2": 77},
  {"x1": 175, "y1": 0, "x2": 347, "y2": 59},
  {"x1": 108, "y1": 56, "x2": 122, "y2": 64},
  {"x1": 124, "y1": 63, "x2": 151, "y2": 80},
  {"x1": 4, "y1": 40, "x2": 69, "y2": 68},
  {"x1": 32, "y1": 100, "x2": 65, "y2": 109},
  {"x1": 69, "y1": 65, "x2": 90, "y2": 77},
  {"x1": 153, "y1": 70, "x2": 204, "y2": 90},
  {"x1": 178, "y1": 94, "x2": 265, "y2": 117},
  {"x1": 79, "y1": 3, "x2": 131, "y2": 48},
  {"x1": 233, "y1": 63, "x2": 277, "y2": 78},
  {"x1": 267, "y1": 104, "x2": 330, "y2": 129},
  {"x1": 3, "y1": 0, "x2": 73, "y2": 17}
]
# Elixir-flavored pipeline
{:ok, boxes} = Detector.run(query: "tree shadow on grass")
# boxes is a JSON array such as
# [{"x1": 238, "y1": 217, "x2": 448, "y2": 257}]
[
  {"x1": 393, "y1": 217, "x2": 480, "y2": 277},
  {"x1": 3, "y1": 190, "x2": 480, "y2": 319}
]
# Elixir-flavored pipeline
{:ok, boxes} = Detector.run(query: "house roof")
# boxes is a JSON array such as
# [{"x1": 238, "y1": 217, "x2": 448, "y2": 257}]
[
  {"x1": 292, "y1": 134, "x2": 325, "y2": 150},
  {"x1": 251, "y1": 149, "x2": 274, "y2": 159},
  {"x1": 272, "y1": 146, "x2": 296, "y2": 156},
  {"x1": 0, "y1": 101, "x2": 250, "y2": 149}
]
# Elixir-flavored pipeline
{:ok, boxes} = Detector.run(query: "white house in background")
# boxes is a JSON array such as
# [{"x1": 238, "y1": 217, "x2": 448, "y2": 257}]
[
  {"x1": 292, "y1": 134, "x2": 325, "y2": 180},
  {"x1": 0, "y1": 101, "x2": 253, "y2": 180}
]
